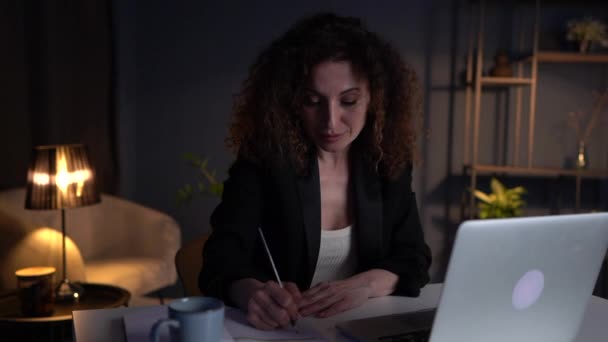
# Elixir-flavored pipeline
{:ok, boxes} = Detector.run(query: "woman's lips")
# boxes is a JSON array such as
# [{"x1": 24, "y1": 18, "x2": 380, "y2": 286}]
[{"x1": 320, "y1": 132, "x2": 344, "y2": 143}]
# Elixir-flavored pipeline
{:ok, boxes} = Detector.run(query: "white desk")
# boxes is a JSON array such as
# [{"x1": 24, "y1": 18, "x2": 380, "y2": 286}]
[{"x1": 72, "y1": 284, "x2": 608, "y2": 341}]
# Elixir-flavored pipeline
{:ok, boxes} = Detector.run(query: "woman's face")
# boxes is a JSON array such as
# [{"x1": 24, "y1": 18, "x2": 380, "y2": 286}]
[{"x1": 300, "y1": 60, "x2": 370, "y2": 155}]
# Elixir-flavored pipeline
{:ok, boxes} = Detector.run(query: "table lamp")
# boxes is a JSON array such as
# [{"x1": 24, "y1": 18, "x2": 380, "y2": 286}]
[{"x1": 24, "y1": 144, "x2": 101, "y2": 302}]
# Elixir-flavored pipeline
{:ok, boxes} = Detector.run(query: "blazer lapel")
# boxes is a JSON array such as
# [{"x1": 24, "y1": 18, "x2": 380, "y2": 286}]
[
  {"x1": 352, "y1": 154, "x2": 383, "y2": 269},
  {"x1": 295, "y1": 153, "x2": 383, "y2": 283},
  {"x1": 295, "y1": 157, "x2": 321, "y2": 285}
]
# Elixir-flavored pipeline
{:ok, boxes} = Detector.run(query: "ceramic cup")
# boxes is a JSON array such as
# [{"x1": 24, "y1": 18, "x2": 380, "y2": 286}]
[
  {"x1": 15, "y1": 266, "x2": 56, "y2": 317},
  {"x1": 150, "y1": 296, "x2": 224, "y2": 342}
]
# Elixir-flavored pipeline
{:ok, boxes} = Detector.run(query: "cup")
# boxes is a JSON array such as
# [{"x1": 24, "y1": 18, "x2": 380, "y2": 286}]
[
  {"x1": 150, "y1": 297, "x2": 224, "y2": 342},
  {"x1": 15, "y1": 266, "x2": 56, "y2": 317}
]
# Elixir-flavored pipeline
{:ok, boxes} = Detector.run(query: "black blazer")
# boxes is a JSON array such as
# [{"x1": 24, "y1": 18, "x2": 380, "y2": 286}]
[{"x1": 198, "y1": 151, "x2": 432, "y2": 303}]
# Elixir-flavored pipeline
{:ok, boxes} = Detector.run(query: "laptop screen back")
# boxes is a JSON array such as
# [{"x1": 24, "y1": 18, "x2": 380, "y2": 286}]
[{"x1": 429, "y1": 213, "x2": 608, "y2": 342}]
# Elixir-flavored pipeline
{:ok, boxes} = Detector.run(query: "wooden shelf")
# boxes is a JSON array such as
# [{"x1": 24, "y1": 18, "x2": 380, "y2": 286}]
[
  {"x1": 528, "y1": 51, "x2": 608, "y2": 63},
  {"x1": 464, "y1": 164, "x2": 608, "y2": 178},
  {"x1": 480, "y1": 77, "x2": 533, "y2": 86},
  {"x1": 463, "y1": 2, "x2": 608, "y2": 215}
]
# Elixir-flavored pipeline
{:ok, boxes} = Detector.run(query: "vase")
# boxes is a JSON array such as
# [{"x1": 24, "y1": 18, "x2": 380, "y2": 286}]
[
  {"x1": 579, "y1": 39, "x2": 590, "y2": 53},
  {"x1": 576, "y1": 140, "x2": 588, "y2": 169}
]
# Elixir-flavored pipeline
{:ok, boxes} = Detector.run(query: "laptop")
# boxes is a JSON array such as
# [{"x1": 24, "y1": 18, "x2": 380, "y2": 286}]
[{"x1": 337, "y1": 213, "x2": 608, "y2": 342}]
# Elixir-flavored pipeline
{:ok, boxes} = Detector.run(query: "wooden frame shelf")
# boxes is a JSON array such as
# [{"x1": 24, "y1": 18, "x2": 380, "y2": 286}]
[
  {"x1": 463, "y1": 1, "x2": 608, "y2": 216},
  {"x1": 530, "y1": 51, "x2": 608, "y2": 63},
  {"x1": 465, "y1": 164, "x2": 608, "y2": 179},
  {"x1": 480, "y1": 77, "x2": 533, "y2": 86}
]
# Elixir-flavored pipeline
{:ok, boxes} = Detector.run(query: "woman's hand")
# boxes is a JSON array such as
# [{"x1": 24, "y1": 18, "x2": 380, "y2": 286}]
[
  {"x1": 299, "y1": 269, "x2": 398, "y2": 318},
  {"x1": 298, "y1": 279, "x2": 372, "y2": 318},
  {"x1": 230, "y1": 279, "x2": 301, "y2": 330}
]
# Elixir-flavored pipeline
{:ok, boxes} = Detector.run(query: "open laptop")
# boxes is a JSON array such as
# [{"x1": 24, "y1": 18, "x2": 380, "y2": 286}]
[{"x1": 337, "y1": 213, "x2": 608, "y2": 342}]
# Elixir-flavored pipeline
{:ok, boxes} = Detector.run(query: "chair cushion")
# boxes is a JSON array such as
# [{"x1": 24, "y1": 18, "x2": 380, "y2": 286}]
[{"x1": 85, "y1": 257, "x2": 175, "y2": 296}]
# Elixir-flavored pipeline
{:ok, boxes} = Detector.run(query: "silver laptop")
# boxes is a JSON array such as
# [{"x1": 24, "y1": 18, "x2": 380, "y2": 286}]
[{"x1": 337, "y1": 213, "x2": 608, "y2": 342}]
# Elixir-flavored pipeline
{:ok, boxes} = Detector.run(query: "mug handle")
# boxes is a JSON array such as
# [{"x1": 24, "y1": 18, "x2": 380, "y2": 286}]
[{"x1": 149, "y1": 318, "x2": 179, "y2": 342}]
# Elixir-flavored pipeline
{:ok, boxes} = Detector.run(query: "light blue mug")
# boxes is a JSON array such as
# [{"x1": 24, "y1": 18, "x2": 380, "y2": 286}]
[{"x1": 149, "y1": 297, "x2": 225, "y2": 342}]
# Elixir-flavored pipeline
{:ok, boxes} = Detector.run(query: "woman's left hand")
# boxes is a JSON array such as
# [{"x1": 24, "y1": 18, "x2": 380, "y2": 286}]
[{"x1": 298, "y1": 279, "x2": 372, "y2": 318}]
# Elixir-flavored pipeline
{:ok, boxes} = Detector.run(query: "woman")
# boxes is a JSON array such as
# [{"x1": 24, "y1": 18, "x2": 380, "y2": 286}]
[{"x1": 199, "y1": 12, "x2": 431, "y2": 330}]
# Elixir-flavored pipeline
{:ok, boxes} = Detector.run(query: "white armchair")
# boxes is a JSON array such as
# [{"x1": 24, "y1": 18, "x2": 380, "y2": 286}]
[{"x1": 0, "y1": 188, "x2": 181, "y2": 297}]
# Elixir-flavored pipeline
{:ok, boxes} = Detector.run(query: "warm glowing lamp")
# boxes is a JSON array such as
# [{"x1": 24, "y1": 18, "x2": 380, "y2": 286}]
[{"x1": 25, "y1": 144, "x2": 100, "y2": 302}]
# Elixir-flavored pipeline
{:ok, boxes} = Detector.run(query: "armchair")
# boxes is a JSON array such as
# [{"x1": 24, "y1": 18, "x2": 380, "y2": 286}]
[{"x1": 0, "y1": 188, "x2": 181, "y2": 297}]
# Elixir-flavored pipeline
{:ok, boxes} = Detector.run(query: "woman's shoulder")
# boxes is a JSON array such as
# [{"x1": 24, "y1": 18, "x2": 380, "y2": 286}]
[
  {"x1": 229, "y1": 154, "x2": 297, "y2": 179},
  {"x1": 379, "y1": 162, "x2": 414, "y2": 198},
  {"x1": 386, "y1": 163, "x2": 413, "y2": 183}
]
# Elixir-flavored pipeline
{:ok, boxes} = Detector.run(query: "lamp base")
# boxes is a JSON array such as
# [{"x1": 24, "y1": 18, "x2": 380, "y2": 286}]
[{"x1": 55, "y1": 279, "x2": 84, "y2": 303}]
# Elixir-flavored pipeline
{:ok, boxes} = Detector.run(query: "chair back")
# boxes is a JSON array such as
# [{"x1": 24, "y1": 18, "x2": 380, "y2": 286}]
[{"x1": 175, "y1": 234, "x2": 209, "y2": 296}]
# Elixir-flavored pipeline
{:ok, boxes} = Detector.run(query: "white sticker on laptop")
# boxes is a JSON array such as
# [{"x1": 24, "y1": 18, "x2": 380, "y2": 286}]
[{"x1": 512, "y1": 269, "x2": 544, "y2": 310}]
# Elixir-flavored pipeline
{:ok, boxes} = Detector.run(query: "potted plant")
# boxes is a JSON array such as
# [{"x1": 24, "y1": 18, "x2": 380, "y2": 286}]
[
  {"x1": 566, "y1": 17, "x2": 608, "y2": 53},
  {"x1": 473, "y1": 178, "x2": 526, "y2": 219},
  {"x1": 177, "y1": 153, "x2": 223, "y2": 205}
]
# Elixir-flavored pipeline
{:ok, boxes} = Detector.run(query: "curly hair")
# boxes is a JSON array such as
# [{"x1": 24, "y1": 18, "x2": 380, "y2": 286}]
[{"x1": 227, "y1": 12, "x2": 421, "y2": 180}]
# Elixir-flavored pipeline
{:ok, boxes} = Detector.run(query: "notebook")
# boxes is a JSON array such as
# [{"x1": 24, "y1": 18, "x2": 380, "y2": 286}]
[{"x1": 337, "y1": 213, "x2": 608, "y2": 342}]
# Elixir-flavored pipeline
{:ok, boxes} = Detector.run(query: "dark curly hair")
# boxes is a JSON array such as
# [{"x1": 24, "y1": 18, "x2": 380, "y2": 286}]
[{"x1": 227, "y1": 12, "x2": 421, "y2": 180}]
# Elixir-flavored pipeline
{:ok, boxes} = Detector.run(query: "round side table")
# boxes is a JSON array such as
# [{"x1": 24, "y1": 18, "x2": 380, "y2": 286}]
[{"x1": 0, "y1": 283, "x2": 130, "y2": 341}]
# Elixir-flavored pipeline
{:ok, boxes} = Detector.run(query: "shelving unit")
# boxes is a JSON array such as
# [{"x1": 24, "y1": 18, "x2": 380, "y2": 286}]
[{"x1": 464, "y1": 0, "x2": 608, "y2": 217}]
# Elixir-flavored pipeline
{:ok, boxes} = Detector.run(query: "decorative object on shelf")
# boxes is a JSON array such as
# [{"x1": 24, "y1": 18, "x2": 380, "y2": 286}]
[
  {"x1": 567, "y1": 89, "x2": 608, "y2": 169},
  {"x1": 473, "y1": 177, "x2": 526, "y2": 219},
  {"x1": 177, "y1": 153, "x2": 223, "y2": 205},
  {"x1": 489, "y1": 49, "x2": 513, "y2": 77},
  {"x1": 25, "y1": 144, "x2": 101, "y2": 302},
  {"x1": 576, "y1": 140, "x2": 588, "y2": 169},
  {"x1": 566, "y1": 17, "x2": 608, "y2": 53}
]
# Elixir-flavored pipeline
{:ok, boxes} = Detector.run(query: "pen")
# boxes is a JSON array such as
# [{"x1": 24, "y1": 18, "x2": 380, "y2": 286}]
[{"x1": 258, "y1": 227, "x2": 298, "y2": 328}]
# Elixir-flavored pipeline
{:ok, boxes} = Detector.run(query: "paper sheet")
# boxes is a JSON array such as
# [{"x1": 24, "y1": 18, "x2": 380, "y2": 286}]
[{"x1": 224, "y1": 306, "x2": 320, "y2": 341}]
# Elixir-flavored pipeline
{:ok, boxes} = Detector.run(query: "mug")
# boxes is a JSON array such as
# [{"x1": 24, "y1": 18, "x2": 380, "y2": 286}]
[
  {"x1": 15, "y1": 266, "x2": 56, "y2": 317},
  {"x1": 150, "y1": 297, "x2": 224, "y2": 342}
]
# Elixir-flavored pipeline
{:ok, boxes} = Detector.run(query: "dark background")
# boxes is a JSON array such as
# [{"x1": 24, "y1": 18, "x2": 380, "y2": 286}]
[{"x1": 1, "y1": 0, "x2": 607, "y2": 286}]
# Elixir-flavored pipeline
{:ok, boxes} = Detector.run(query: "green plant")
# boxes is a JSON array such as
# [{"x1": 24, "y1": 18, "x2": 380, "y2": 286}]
[
  {"x1": 177, "y1": 153, "x2": 223, "y2": 205},
  {"x1": 473, "y1": 177, "x2": 526, "y2": 219},
  {"x1": 566, "y1": 17, "x2": 608, "y2": 51}
]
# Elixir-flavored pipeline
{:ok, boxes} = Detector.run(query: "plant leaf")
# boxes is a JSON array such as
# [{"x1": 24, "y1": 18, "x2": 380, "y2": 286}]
[
  {"x1": 491, "y1": 178, "x2": 506, "y2": 205},
  {"x1": 182, "y1": 152, "x2": 201, "y2": 167},
  {"x1": 473, "y1": 190, "x2": 492, "y2": 203}
]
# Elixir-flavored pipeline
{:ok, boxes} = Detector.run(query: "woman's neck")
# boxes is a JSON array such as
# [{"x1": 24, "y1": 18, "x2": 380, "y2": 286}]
[{"x1": 317, "y1": 148, "x2": 350, "y2": 172}]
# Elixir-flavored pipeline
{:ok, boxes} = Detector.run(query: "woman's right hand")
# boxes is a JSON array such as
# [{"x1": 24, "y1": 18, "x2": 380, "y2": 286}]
[{"x1": 230, "y1": 279, "x2": 301, "y2": 330}]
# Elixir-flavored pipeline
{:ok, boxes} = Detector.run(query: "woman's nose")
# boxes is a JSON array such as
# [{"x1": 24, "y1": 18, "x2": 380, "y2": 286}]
[{"x1": 323, "y1": 101, "x2": 340, "y2": 129}]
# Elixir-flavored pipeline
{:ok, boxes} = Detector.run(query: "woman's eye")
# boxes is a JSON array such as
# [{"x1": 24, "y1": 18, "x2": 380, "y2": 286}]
[{"x1": 341, "y1": 99, "x2": 357, "y2": 106}]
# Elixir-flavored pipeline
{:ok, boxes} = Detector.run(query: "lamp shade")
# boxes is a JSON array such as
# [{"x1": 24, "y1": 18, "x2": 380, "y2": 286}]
[{"x1": 25, "y1": 144, "x2": 100, "y2": 210}]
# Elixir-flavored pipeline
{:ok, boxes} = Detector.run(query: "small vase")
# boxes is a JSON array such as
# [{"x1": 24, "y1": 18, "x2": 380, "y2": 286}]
[
  {"x1": 579, "y1": 39, "x2": 590, "y2": 53},
  {"x1": 576, "y1": 140, "x2": 588, "y2": 169}
]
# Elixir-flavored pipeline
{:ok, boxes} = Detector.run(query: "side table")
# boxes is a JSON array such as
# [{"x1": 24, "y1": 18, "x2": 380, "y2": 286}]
[{"x1": 0, "y1": 283, "x2": 130, "y2": 341}]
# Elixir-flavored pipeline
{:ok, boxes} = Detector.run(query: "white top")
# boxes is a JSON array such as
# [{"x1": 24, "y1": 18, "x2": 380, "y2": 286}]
[{"x1": 310, "y1": 225, "x2": 358, "y2": 286}]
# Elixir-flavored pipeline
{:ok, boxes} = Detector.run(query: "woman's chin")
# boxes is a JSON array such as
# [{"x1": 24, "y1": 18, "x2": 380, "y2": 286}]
[{"x1": 317, "y1": 141, "x2": 351, "y2": 154}]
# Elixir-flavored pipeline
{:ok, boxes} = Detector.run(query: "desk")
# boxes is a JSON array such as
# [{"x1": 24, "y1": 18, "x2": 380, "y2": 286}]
[
  {"x1": 73, "y1": 284, "x2": 608, "y2": 342},
  {"x1": 1, "y1": 283, "x2": 130, "y2": 341}
]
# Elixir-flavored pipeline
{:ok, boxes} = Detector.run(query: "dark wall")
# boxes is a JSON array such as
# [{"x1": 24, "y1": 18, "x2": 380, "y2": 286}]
[
  {"x1": 0, "y1": 1, "x2": 31, "y2": 189},
  {"x1": 102, "y1": 0, "x2": 608, "y2": 281},
  {"x1": 1, "y1": 1, "x2": 118, "y2": 193}
]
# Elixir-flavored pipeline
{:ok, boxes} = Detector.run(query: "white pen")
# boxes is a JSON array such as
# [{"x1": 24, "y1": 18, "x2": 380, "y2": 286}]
[{"x1": 257, "y1": 227, "x2": 298, "y2": 328}]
